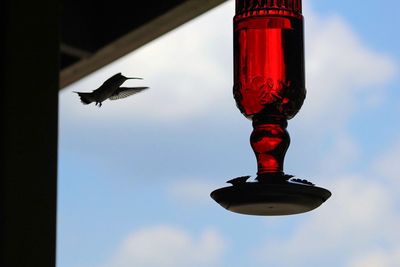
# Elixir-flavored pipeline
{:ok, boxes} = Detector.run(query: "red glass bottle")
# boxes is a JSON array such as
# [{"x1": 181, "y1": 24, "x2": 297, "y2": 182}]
[
  {"x1": 233, "y1": 0, "x2": 305, "y2": 181},
  {"x1": 211, "y1": 0, "x2": 331, "y2": 216}
]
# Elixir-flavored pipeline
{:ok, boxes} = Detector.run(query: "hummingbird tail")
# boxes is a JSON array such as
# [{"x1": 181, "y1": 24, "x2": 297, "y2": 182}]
[{"x1": 74, "y1": 92, "x2": 93, "y2": 105}]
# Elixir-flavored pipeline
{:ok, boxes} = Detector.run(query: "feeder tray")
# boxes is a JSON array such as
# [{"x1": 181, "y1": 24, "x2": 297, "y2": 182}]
[{"x1": 211, "y1": 176, "x2": 331, "y2": 216}]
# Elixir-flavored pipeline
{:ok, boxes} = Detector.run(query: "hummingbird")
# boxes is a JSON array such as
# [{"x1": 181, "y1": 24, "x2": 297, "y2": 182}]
[{"x1": 74, "y1": 73, "x2": 149, "y2": 107}]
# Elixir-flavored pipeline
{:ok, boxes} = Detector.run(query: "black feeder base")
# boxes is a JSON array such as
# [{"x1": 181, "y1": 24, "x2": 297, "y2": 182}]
[{"x1": 210, "y1": 176, "x2": 331, "y2": 216}]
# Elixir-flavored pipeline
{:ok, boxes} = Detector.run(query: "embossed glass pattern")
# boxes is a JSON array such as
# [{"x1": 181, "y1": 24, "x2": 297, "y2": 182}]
[
  {"x1": 233, "y1": 6, "x2": 305, "y2": 119},
  {"x1": 233, "y1": 0, "x2": 306, "y2": 178}
]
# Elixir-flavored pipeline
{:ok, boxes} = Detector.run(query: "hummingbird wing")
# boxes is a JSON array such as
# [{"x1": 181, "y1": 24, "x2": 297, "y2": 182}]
[{"x1": 109, "y1": 87, "x2": 149, "y2": 100}]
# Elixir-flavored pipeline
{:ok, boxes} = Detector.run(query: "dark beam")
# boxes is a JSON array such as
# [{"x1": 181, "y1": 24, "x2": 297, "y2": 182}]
[
  {"x1": 60, "y1": 0, "x2": 227, "y2": 89},
  {"x1": 60, "y1": 43, "x2": 92, "y2": 59},
  {"x1": 1, "y1": 0, "x2": 59, "y2": 266}
]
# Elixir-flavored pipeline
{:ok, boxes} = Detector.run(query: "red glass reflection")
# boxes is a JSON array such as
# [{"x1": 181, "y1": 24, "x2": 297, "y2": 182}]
[
  {"x1": 233, "y1": 0, "x2": 306, "y2": 181},
  {"x1": 250, "y1": 122, "x2": 290, "y2": 174}
]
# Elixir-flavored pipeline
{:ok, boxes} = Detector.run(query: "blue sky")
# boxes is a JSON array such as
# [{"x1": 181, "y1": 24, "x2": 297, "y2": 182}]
[{"x1": 58, "y1": 1, "x2": 400, "y2": 266}]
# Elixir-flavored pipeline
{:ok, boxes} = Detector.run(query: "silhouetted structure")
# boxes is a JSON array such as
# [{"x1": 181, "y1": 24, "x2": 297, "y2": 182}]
[{"x1": 1, "y1": 1, "x2": 226, "y2": 266}]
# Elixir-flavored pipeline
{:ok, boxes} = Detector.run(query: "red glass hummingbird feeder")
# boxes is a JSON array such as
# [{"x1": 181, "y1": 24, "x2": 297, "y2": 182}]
[{"x1": 211, "y1": 0, "x2": 331, "y2": 215}]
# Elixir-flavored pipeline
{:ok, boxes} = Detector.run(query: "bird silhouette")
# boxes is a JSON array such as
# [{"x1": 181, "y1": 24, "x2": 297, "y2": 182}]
[{"x1": 74, "y1": 73, "x2": 149, "y2": 107}]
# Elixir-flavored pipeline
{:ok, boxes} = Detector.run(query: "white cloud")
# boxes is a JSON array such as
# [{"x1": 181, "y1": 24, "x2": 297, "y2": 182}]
[
  {"x1": 167, "y1": 179, "x2": 220, "y2": 206},
  {"x1": 374, "y1": 138, "x2": 400, "y2": 187},
  {"x1": 99, "y1": 226, "x2": 225, "y2": 267},
  {"x1": 256, "y1": 135, "x2": 400, "y2": 267},
  {"x1": 317, "y1": 133, "x2": 361, "y2": 174},
  {"x1": 348, "y1": 247, "x2": 400, "y2": 267},
  {"x1": 257, "y1": 138, "x2": 400, "y2": 267},
  {"x1": 298, "y1": 6, "x2": 397, "y2": 135},
  {"x1": 255, "y1": 175, "x2": 400, "y2": 266}
]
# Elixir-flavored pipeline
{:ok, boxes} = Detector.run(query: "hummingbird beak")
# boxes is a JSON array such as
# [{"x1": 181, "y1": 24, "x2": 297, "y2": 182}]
[{"x1": 125, "y1": 77, "x2": 142, "y2": 80}]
